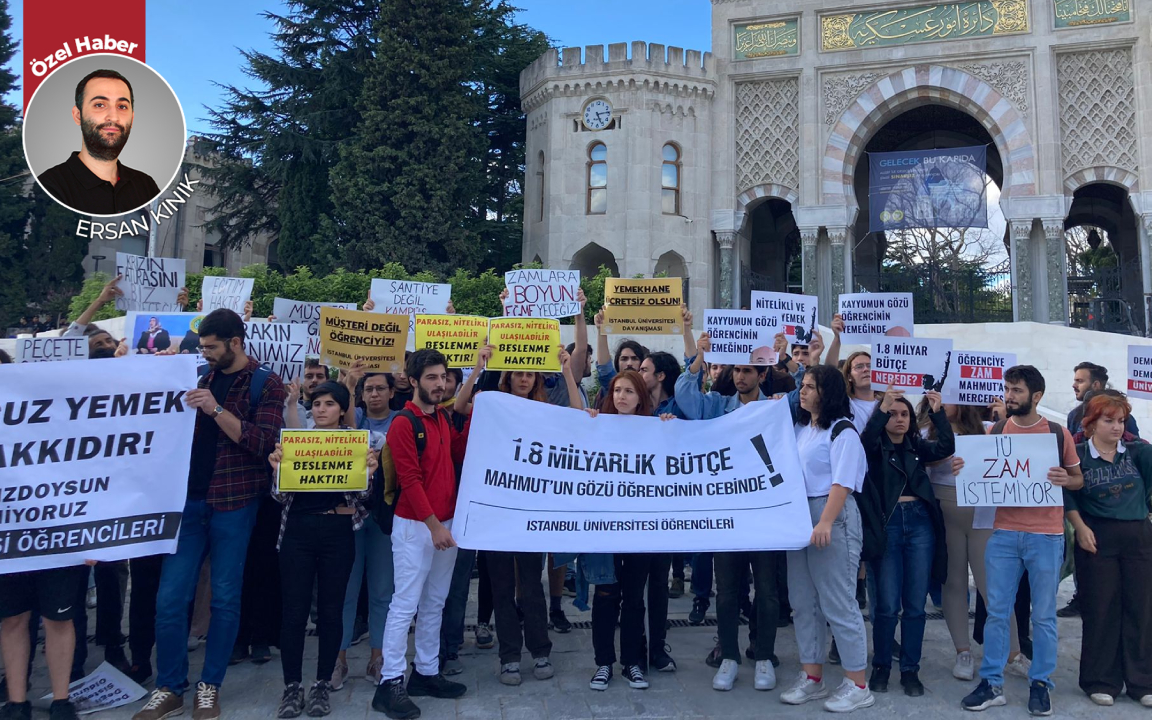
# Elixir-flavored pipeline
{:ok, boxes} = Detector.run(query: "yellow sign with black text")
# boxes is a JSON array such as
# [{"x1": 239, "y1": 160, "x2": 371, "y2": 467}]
[
  {"x1": 277, "y1": 430, "x2": 369, "y2": 492},
  {"x1": 414, "y1": 315, "x2": 489, "y2": 368},
  {"x1": 318, "y1": 306, "x2": 407, "y2": 372},
  {"x1": 603, "y1": 278, "x2": 683, "y2": 335},
  {"x1": 487, "y1": 318, "x2": 561, "y2": 372}
]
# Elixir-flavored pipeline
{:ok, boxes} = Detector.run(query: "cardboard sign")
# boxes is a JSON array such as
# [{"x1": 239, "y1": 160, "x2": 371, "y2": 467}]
[
  {"x1": 504, "y1": 269, "x2": 581, "y2": 318},
  {"x1": 871, "y1": 337, "x2": 954, "y2": 392},
  {"x1": 200, "y1": 276, "x2": 254, "y2": 314},
  {"x1": 1128, "y1": 345, "x2": 1152, "y2": 400},
  {"x1": 317, "y1": 307, "x2": 407, "y2": 372},
  {"x1": 751, "y1": 291, "x2": 819, "y2": 345},
  {"x1": 942, "y1": 351, "x2": 1016, "y2": 406},
  {"x1": 487, "y1": 318, "x2": 561, "y2": 372},
  {"x1": 369, "y1": 279, "x2": 451, "y2": 331},
  {"x1": 36, "y1": 662, "x2": 146, "y2": 715},
  {"x1": 277, "y1": 430, "x2": 369, "y2": 492},
  {"x1": 838, "y1": 292, "x2": 914, "y2": 342},
  {"x1": 603, "y1": 278, "x2": 683, "y2": 335},
  {"x1": 703, "y1": 310, "x2": 778, "y2": 365},
  {"x1": 955, "y1": 434, "x2": 1062, "y2": 507},
  {"x1": 16, "y1": 336, "x2": 88, "y2": 363},
  {"x1": 414, "y1": 315, "x2": 488, "y2": 368},
  {"x1": 244, "y1": 322, "x2": 310, "y2": 382},
  {"x1": 114, "y1": 253, "x2": 186, "y2": 313},
  {"x1": 272, "y1": 299, "x2": 357, "y2": 336}
]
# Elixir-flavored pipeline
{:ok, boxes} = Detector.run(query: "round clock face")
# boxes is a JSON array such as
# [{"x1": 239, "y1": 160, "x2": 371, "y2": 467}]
[{"x1": 583, "y1": 99, "x2": 612, "y2": 130}]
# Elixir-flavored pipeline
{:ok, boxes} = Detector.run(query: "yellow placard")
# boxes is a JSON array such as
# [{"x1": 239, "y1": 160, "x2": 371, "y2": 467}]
[
  {"x1": 603, "y1": 278, "x2": 683, "y2": 335},
  {"x1": 487, "y1": 318, "x2": 561, "y2": 372},
  {"x1": 414, "y1": 315, "x2": 489, "y2": 368},
  {"x1": 318, "y1": 306, "x2": 408, "y2": 372},
  {"x1": 277, "y1": 430, "x2": 369, "y2": 492}
]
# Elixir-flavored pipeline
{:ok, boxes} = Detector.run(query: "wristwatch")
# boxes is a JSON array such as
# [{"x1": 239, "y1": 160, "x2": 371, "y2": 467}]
[{"x1": 212, "y1": 405, "x2": 224, "y2": 417}]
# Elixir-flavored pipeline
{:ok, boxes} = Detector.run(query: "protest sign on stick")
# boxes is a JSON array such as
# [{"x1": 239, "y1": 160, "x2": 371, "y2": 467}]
[
  {"x1": 0, "y1": 356, "x2": 198, "y2": 574},
  {"x1": 272, "y1": 299, "x2": 357, "y2": 336},
  {"x1": 414, "y1": 315, "x2": 488, "y2": 368},
  {"x1": 703, "y1": 310, "x2": 777, "y2": 365},
  {"x1": 837, "y1": 292, "x2": 914, "y2": 342},
  {"x1": 318, "y1": 307, "x2": 407, "y2": 372},
  {"x1": 200, "y1": 276, "x2": 254, "y2": 314},
  {"x1": 871, "y1": 337, "x2": 953, "y2": 393},
  {"x1": 942, "y1": 351, "x2": 1016, "y2": 406},
  {"x1": 244, "y1": 322, "x2": 310, "y2": 382},
  {"x1": 603, "y1": 278, "x2": 683, "y2": 335},
  {"x1": 955, "y1": 434, "x2": 1062, "y2": 507},
  {"x1": 16, "y1": 337, "x2": 88, "y2": 363},
  {"x1": 276, "y1": 430, "x2": 369, "y2": 492},
  {"x1": 751, "y1": 291, "x2": 819, "y2": 345},
  {"x1": 454, "y1": 393, "x2": 812, "y2": 553},
  {"x1": 369, "y1": 279, "x2": 451, "y2": 331},
  {"x1": 504, "y1": 269, "x2": 581, "y2": 318},
  {"x1": 1128, "y1": 345, "x2": 1152, "y2": 400},
  {"x1": 114, "y1": 253, "x2": 186, "y2": 313},
  {"x1": 487, "y1": 318, "x2": 560, "y2": 372}
]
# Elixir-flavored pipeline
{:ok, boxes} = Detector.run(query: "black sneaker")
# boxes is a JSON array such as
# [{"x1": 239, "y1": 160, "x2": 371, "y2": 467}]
[
  {"x1": 229, "y1": 645, "x2": 251, "y2": 666},
  {"x1": 549, "y1": 608, "x2": 572, "y2": 634},
  {"x1": 900, "y1": 671, "x2": 924, "y2": 697},
  {"x1": 48, "y1": 700, "x2": 76, "y2": 720},
  {"x1": 105, "y1": 645, "x2": 132, "y2": 675},
  {"x1": 622, "y1": 665, "x2": 649, "y2": 690},
  {"x1": 407, "y1": 669, "x2": 466, "y2": 699},
  {"x1": 962, "y1": 679, "x2": 1006, "y2": 711},
  {"x1": 828, "y1": 640, "x2": 841, "y2": 666},
  {"x1": 689, "y1": 598, "x2": 709, "y2": 625},
  {"x1": 1027, "y1": 681, "x2": 1052, "y2": 716},
  {"x1": 745, "y1": 638, "x2": 756, "y2": 660},
  {"x1": 589, "y1": 666, "x2": 611, "y2": 691},
  {"x1": 868, "y1": 666, "x2": 890, "y2": 693},
  {"x1": 650, "y1": 645, "x2": 676, "y2": 673},
  {"x1": 305, "y1": 681, "x2": 331, "y2": 717},
  {"x1": 277, "y1": 683, "x2": 305, "y2": 719},
  {"x1": 705, "y1": 639, "x2": 724, "y2": 669},
  {"x1": 251, "y1": 644, "x2": 273, "y2": 664},
  {"x1": 127, "y1": 662, "x2": 153, "y2": 685},
  {"x1": 1056, "y1": 596, "x2": 1079, "y2": 618},
  {"x1": 371, "y1": 677, "x2": 419, "y2": 719},
  {"x1": 1, "y1": 702, "x2": 32, "y2": 720}
]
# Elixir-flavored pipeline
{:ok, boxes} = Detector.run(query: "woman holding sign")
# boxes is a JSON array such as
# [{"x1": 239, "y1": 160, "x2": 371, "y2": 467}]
[
  {"x1": 1066, "y1": 393, "x2": 1152, "y2": 707},
  {"x1": 268, "y1": 382, "x2": 381, "y2": 718}
]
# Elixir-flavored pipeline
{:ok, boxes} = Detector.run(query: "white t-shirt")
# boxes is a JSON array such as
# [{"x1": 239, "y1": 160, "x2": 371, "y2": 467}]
[
  {"x1": 849, "y1": 397, "x2": 877, "y2": 433},
  {"x1": 794, "y1": 420, "x2": 869, "y2": 496}
]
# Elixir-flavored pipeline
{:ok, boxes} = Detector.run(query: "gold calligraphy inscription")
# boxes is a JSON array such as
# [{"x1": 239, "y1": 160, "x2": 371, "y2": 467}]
[
  {"x1": 821, "y1": 1, "x2": 1029, "y2": 51},
  {"x1": 1053, "y1": 0, "x2": 1130, "y2": 28},
  {"x1": 734, "y1": 18, "x2": 800, "y2": 59}
]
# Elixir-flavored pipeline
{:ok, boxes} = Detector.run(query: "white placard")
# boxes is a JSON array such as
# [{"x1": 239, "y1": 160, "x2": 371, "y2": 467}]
[
  {"x1": 0, "y1": 356, "x2": 198, "y2": 573},
  {"x1": 955, "y1": 434, "x2": 1062, "y2": 507},
  {"x1": 504, "y1": 269, "x2": 581, "y2": 318},
  {"x1": 454, "y1": 392, "x2": 813, "y2": 553},
  {"x1": 37, "y1": 662, "x2": 146, "y2": 715},
  {"x1": 942, "y1": 351, "x2": 1016, "y2": 406},
  {"x1": 200, "y1": 276, "x2": 254, "y2": 314},
  {"x1": 751, "y1": 291, "x2": 819, "y2": 345},
  {"x1": 244, "y1": 322, "x2": 310, "y2": 383},
  {"x1": 703, "y1": 309, "x2": 778, "y2": 365},
  {"x1": 16, "y1": 337, "x2": 88, "y2": 363},
  {"x1": 369, "y1": 279, "x2": 451, "y2": 331},
  {"x1": 872, "y1": 337, "x2": 953, "y2": 393},
  {"x1": 114, "y1": 253, "x2": 186, "y2": 313},
  {"x1": 272, "y1": 298, "x2": 356, "y2": 336},
  {"x1": 1127, "y1": 345, "x2": 1152, "y2": 400},
  {"x1": 838, "y1": 292, "x2": 914, "y2": 343}
]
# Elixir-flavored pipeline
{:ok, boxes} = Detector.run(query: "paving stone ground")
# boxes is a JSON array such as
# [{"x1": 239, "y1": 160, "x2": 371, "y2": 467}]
[{"x1": 13, "y1": 575, "x2": 1147, "y2": 719}]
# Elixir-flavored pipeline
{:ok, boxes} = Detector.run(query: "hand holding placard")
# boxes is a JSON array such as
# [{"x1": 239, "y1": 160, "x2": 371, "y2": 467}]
[{"x1": 954, "y1": 434, "x2": 1062, "y2": 507}]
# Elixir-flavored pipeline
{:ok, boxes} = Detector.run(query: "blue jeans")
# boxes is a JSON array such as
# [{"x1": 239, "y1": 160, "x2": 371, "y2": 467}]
[
  {"x1": 871, "y1": 501, "x2": 934, "y2": 672},
  {"x1": 154, "y1": 500, "x2": 259, "y2": 693},
  {"x1": 440, "y1": 548, "x2": 476, "y2": 658},
  {"x1": 980, "y1": 529, "x2": 1062, "y2": 688},
  {"x1": 691, "y1": 553, "x2": 713, "y2": 601},
  {"x1": 341, "y1": 515, "x2": 394, "y2": 651}
]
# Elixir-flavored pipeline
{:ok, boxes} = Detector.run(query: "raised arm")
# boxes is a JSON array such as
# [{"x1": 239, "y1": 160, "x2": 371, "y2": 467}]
[
  {"x1": 455, "y1": 345, "x2": 492, "y2": 415},
  {"x1": 569, "y1": 289, "x2": 589, "y2": 384},
  {"x1": 825, "y1": 314, "x2": 844, "y2": 368},
  {"x1": 559, "y1": 346, "x2": 582, "y2": 411},
  {"x1": 68, "y1": 274, "x2": 123, "y2": 335},
  {"x1": 681, "y1": 304, "x2": 695, "y2": 358}
]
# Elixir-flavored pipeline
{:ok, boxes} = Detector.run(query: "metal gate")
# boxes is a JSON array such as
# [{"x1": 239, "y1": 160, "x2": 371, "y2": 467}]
[{"x1": 879, "y1": 259, "x2": 1013, "y2": 324}]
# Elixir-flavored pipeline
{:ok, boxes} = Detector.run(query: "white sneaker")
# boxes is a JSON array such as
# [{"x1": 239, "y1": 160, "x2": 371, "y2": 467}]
[
  {"x1": 712, "y1": 659, "x2": 738, "y2": 691},
  {"x1": 330, "y1": 659, "x2": 347, "y2": 690},
  {"x1": 1006, "y1": 653, "x2": 1031, "y2": 678},
  {"x1": 1089, "y1": 693, "x2": 1114, "y2": 706},
  {"x1": 754, "y1": 660, "x2": 776, "y2": 691},
  {"x1": 1141, "y1": 695, "x2": 1152, "y2": 707},
  {"x1": 780, "y1": 671, "x2": 829, "y2": 705},
  {"x1": 953, "y1": 651, "x2": 974, "y2": 681},
  {"x1": 186, "y1": 635, "x2": 203, "y2": 651},
  {"x1": 823, "y1": 678, "x2": 875, "y2": 713}
]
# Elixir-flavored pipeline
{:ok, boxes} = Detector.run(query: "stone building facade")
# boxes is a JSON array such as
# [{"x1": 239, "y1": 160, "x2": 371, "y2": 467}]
[{"x1": 521, "y1": 0, "x2": 1152, "y2": 327}]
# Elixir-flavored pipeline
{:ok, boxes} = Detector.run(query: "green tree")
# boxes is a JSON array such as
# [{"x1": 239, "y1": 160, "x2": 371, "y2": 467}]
[
  {"x1": 22, "y1": 188, "x2": 89, "y2": 319},
  {"x1": 0, "y1": 0, "x2": 31, "y2": 330}
]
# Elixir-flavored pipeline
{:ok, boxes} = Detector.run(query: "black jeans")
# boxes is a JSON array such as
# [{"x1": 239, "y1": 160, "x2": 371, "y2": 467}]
[
  {"x1": 592, "y1": 554, "x2": 648, "y2": 667},
  {"x1": 671, "y1": 554, "x2": 686, "y2": 581},
  {"x1": 715, "y1": 551, "x2": 780, "y2": 661},
  {"x1": 639, "y1": 554, "x2": 671, "y2": 657},
  {"x1": 236, "y1": 497, "x2": 282, "y2": 649},
  {"x1": 477, "y1": 551, "x2": 494, "y2": 625},
  {"x1": 488, "y1": 552, "x2": 552, "y2": 664},
  {"x1": 94, "y1": 561, "x2": 128, "y2": 648},
  {"x1": 278, "y1": 513, "x2": 355, "y2": 685}
]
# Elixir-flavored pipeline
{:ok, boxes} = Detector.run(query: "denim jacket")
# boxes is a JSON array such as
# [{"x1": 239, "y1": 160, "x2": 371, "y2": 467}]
[
  {"x1": 551, "y1": 552, "x2": 616, "y2": 611},
  {"x1": 674, "y1": 359, "x2": 769, "y2": 419}
]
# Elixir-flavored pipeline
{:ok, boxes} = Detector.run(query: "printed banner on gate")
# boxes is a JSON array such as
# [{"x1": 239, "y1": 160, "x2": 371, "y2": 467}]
[
  {"x1": 703, "y1": 310, "x2": 778, "y2": 365},
  {"x1": 244, "y1": 322, "x2": 310, "y2": 383},
  {"x1": 114, "y1": 253, "x2": 186, "y2": 313},
  {"x1": 487, "y1": 318, "x2": 561, "y2": 372},
  {"x1": 1127, "y1": 345, "x2": 1152, "y2": 400},
  {"x1": 838, "y1": 292, "x2": 915, "y2": 342},
  {"x1": 955, "y1": 434, "x2": 1062, "y2": 507},
  {"x1": 941, "y1": 351, "x2": 1016, "y2": 406},
  {"x1": 872, "y1": 337, "x2": 953, "y2": 393},
  {"x1": 868, "y1": 146, "x2": 988, "y2": 232},
  {"x1": 0, "y1": 356, "x2": 198, "y2": 574},
  {"x1": 16, "y1": 337, "x2": 88, "y2": 363},
  {"x1": 276, "y1": 430, "x2": 369, "y2": 492},
  {"x1": 750, "y1": 291, "x2": 819, "y2": 345},
  {"x1": 603, "y1": 278, "x2": 683, "y2": 335},
  {"x1": 503, "y1": 269, "x2": 581, "y2": 318},
  {"x1": 318, "y1": 307, "x2": 407, "y2": 372},
  {"x1": 454, "y1": 393, "x2": 814, "y2": 553},
  {"x1": 414, "y1": 315, "x2": 489, "y2": 368},
  {"x1": 200, "y1": 276, "x2": 254, "y2": 314}
]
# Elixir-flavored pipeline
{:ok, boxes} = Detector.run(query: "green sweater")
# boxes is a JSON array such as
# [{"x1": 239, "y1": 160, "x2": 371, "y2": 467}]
[{"x1": 1065, "y1": 440, "x2": 1152, "y2": 521}]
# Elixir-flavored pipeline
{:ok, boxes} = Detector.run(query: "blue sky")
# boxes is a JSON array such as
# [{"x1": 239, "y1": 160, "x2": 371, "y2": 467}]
[{"x1": 6, "y1": 0, "x2": 713, "y2": 134}]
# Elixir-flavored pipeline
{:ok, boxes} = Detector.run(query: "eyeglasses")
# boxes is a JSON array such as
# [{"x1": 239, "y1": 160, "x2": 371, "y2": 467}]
[{"x1": 852, "y1": 363, "x2": 871, "y2": 371}]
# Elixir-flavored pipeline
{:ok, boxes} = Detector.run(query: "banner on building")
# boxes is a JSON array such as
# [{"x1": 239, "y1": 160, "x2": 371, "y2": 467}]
[
  {"x1": 955, "y1": 434, "x2": 1062, "y2": 507},
  {"x1": 751, "y1": 291, "x2": 819, "y2": 345},
  {"x1": 369, "y1": 279, "x2": 451, "y2": 332},
  {"x1": 838, "y1": 292, "x2": 914, "y2": 342},
  {"x1": 318, "y1": 307, "x2": 407, "y2": 372},
  {"x1": 414, "y1": 315, "x2": 489, "y2": 368},
  {"x1": 244, "y1": 322, "x2": 310, "y2": 383},
  {"x1": 0, "y1": 356, "x2": 198, "y2": 574},
  {"x1": 487, "y1": 318, "x2": 561, "y2": 372},
  {"x1": 603, "y1": 278, "x2": 683, "y2": 335},
  {"x1": 1127, "y1": 345, "x2": 1152, "y2": 400},
  {"x1": 272, "y1": 299, "x2": 357, "y2": 337},
  {"x1": 455, "y1": 392, "x2": 812, "y2": 553},
  {"x1": 942, "y1": 351, "x2": 1016, "y2": 406},
  {"x1": 703, "y1": 310, "x2": 777, "y2": 365},
  {"x1": 114, "y1": 253, "x2": 186, "y2": 313},
  {"x1": 868, "y1": 146, "x2": 988, "y2": 232},
  {"x1": 504, "y1": 269, "x2": 581, "y2": 319},
  {"x1": 872, "y1": 337, "x2": 953, "y2": 393},
  {"x1": 16, "y1": 337, "x2": 88, "y2": 363},
  {"x1": 276, "y1": 430, "x2": 369, "y2": 492},
  {"x1": 200, "y1": 276, "x2": 254, "y2": 314}
]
